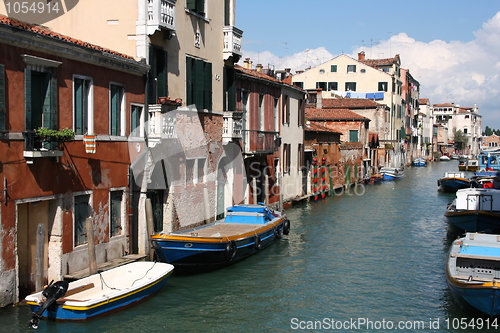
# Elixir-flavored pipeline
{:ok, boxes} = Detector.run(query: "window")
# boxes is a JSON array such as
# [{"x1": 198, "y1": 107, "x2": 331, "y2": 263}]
[
  {"x1": 258, "y1": 94, "x2": 264, "y2": 131},
  {"x1": 130, "y1": 104, "x2": 144, "y2": 137},
  {"x1": 74, "y1": 194, "x2": 91, "y2": 247},
  {"x1": 378, "y1": 82, "x2": 388, "y2": 92},
  {"x1": 298, "y1": 143, "x2": 304, "y2": 171},
  {"x1": 110, "y1": 190, "x2": 123, "y2": 237},
  {"x1": 197, "y1": 158, "x2": 206, "y2": 183},
  {"x1": 110, "y1": 84, "x2": 124, "y2": 136},
  {"x1": 319, "y1": 69, "x2": 325, "y2": 74},
  {"x1": 347, "y1": 65, "x2": 356, "y2": 73},
  {"x1": 316, "y1": 82, "x2": 327, "y2": 91},
  {"x1": 0, "y1": 64, "x2": 5, "y2": 130},
  {"x1": 186, "y1": 57, "x2": 212, "y2": 110},
  {"x1": 465, "y1": 115, "x2": 470, "y2": 119},
  {"x1": 328, "y1": 82, "x2": 338, "y2": 91},
  {"x1": 73, "y1": 76, "x2": 92, "y2": 135},
  {"x1": 282, "y1": 94, "x2": 290, "y2": 125},
  {"x1": 148, "y1": 46, "x2": 167, "y2": 104},
  {"x1": 223, "y1": 66, "x2": 235, "y2": 111},
  {"x1": 331, "y1": 65, "x2": 337, "y2": 72},
  {"x1": 25, "y1": 68, "x2": 58, "y2": 132},
  {"x1": 349, "y1": 130, "x2": 358, "y2": 142},
  {"x1": 464, "y1": 128, "x2": 468, "y2": 134},
  {"x1": 274, "y1": 98, "x2": 279, "y2": 131},
  {"x1": 293, "y1": 81, "x2": 303, "y2": 89},
  {"x1": 187, "y1": 0, "x2": 205, "y2": 16},
  {"x1": 345, "y1": 82, "x2": 356, "y2": 91},
  {"x1": 382, "y1": 67, "x2": 390, "y2": 73},
  {"x1": 283, "y1": 143, "x2": 291, "y2": 174},
  {"x1": 298, "y1": 99, "x2": 304, "y2": 127},
  {"x1": 186, "y1": 159, "x2": 195, "y2": 184}
]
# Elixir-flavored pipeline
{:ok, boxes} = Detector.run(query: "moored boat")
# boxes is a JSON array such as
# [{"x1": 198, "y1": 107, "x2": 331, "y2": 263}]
[
  {"x1": 437, "y1": 172, "x2": 470, "y2": 192},
  {"x1": 458, "y1": 158, "x2": 479, "y2": 171},
  {"x1": 446, "y1": 233, "x2": 500, "y2": 316},
  {"x1": 445, "y1": 188, "x2": 500, "y2": 233},
  {"x1": 25, "y1": 262, "x2": 174, "y2": 327},
  {"x1": 150, "y1": 204, "x2": 289, "y2": 272},
  {"x1": 413, "y1": 157, "x2": 426, "y2": 167},
  {"x1": 379, "y1": 167, "x2": 404, "y2": 181},
  {"x1": 479, "y1": 149, "x2": 500, "y2": 172},
  {"x1": 440, "y1": 155, "x2": 451, "y2": 161}
]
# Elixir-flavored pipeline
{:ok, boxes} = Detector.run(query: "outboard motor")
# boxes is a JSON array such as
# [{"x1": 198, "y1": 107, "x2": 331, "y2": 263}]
[{"x1": 29, "y1": 280, "x2": 69, "y2": 329}]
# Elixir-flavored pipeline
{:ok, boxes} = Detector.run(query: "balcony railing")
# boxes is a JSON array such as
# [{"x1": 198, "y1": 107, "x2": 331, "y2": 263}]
[
  {"x1": 222, "y1": 111, "x2": 242, "y2": 143},
  {"x1": 147, "y1": 0, "x2": 175, "y2": 35},
  {"x1": 223, "y1": 26, "x2": 243, "y2": 61},
  {"x1": 148, "y1": 104, "x2": 177, "y2": 146},
  {"x1": 243, "y1": 130, "x2": 279, "y2": 154},
  {"x1": 23, "y1": 131, "x2": 64, "y2": 163}
]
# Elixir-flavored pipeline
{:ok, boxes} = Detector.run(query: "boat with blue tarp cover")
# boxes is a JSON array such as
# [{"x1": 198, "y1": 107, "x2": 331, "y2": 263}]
[
  {"x1": 25, "y1": 262, "x2": 174, "y2": 326},
  {"x1": 437, "y1": 171, "x2": 470, "y2": 192},
  {"x1": 379, "y1": 167, "x2": 404, "y2": 180},
  {"x1": 447, "y1": 233, "x2": 500, "y2": 316},
  {"x1": 150, "y1": 204, "x2": 289, "y2": 272},
  {"x1": 445, "y1": 188, "x2": 500, "y2": 232},
  {"x1": 413, "y1": 157, "x2": 426, "y2": 167}
]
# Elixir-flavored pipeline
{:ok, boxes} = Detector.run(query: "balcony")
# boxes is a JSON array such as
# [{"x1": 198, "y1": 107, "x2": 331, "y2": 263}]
[
  {"x1": 244, "y1": 130, "x2": 279, "y2": 155},
  {"x1": 223, "y1": 26, "x2": 243, "y2": 61},
  {"x1": 222, "y1": 111, "x2": 242, "y2": 143},
  {"x1": 148, "y1": 104, "x2": 177, "y2": 147},
  {"x1": 23, "y1": 131, "x2": 64, "y2": 164},
  {"x1": 147, "y1": 0, "x2": 176, "y2": 35}
]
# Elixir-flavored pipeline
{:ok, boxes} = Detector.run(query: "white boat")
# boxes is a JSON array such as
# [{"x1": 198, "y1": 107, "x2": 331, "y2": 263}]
[
  {"x1": 440, "y1": 155, "x2": 451, "y2": 161},
  {"x1": 26, "y1": 262, "x2": 174, "y2": 327},
  {"x1": 379, "y1": 167, "x2": 404, "y2": 181}
]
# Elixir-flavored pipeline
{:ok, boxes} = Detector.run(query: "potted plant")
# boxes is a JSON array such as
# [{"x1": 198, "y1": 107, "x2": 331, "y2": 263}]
[{"x1": 35, "y1": 128, "x2": 75, "y2": 150}]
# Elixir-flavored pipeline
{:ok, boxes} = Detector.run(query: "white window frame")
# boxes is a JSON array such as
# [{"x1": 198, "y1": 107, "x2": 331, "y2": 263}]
[
  {"x1": 72, "y1": 75, "x2": 94, "y2": 135},
  {"x1": 109, "y1": 82, "x2": 126, "y2": 137}
]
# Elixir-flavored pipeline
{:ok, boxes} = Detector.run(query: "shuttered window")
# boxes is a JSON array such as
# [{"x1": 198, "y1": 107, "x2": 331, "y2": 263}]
[
  {"x1": 110, "y1": 84, "x2": 124, "y2": 136},
  {"x1": 349, "y1": 130, "x2": 359, "y2": 143},
  {"x1": 0, "y1": 64, "x2": 5, "y2": 130},
  {"x1": 74, "y1": 194, "x2": 91, "y2": 247},
  {"x1": 74, "y1": 77, "x2": 90, "y2": 135},
  {"x1": 187, "y1": 0, "x2": 205, "y2": 16},
  {"x1": 186, "y1": 57, "x2": 212, "y2": 110},
  {"x1": 148, "y1": 46, "x2": 167, "y2": 104},
  {"x1": 110, "y1": 191, "x2": 123, "y2": 237}
]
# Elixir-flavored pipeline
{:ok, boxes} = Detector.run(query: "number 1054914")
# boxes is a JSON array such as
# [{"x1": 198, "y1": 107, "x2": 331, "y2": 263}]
[{"x1": 5, "y1": 1, "x2": 60, "y2": 15}]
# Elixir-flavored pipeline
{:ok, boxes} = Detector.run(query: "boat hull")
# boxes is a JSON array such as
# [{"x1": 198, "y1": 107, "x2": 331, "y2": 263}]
[
  {"x1": 438, "y1": 178, "x2": 470, "y2": 192},
  {"x1": 26, "y1": 263, "x2": 173, "y2": 321},
  {"x1": 445, "y1": 209, "x2": 500, "y2": 233},
  {"x1": 151, "y1": 218, "x2": 286, "y2": 272},
  {"x1": 446, "y1": 273, "x2": 500, "y2": 316}
]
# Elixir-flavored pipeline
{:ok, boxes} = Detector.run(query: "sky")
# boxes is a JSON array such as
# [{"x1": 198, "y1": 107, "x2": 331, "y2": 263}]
[{"x1": 236, "y1": 0, "x2": 500, "y2": 129}]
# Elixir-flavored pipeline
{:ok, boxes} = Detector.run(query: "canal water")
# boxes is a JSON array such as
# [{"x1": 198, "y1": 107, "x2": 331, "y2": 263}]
[{"x1": 1, "y1": 161, "x2": 496, "y2": 332}]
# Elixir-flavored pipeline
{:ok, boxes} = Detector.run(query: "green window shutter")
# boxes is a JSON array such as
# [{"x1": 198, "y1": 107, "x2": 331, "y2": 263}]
[
  {"x1": 224, "y1": 0, "x2": 230, "y2": 25},
  {"x1": 204, "y1": 62, "x2": 212, "y2": 110},
  {"x1": 186, "y1": 0, "x2": 196, "y2": 11},
  {"x1": 49, "y1": 73, "x2": 58, "y2": 129},
  {"x1": 226, "y1": 66, "x2": 235, "y2": 111},
  {"x1": 222, "y1": 66, "x2": 227, "y2": 111},
  {"x1": 196, "y1": 0, "x2": 204, "y2": 14},
  {"x1": 349, "y1": 130, "x2": 358, "y2": 142},
  {"x1": 25, "y1": 68, "x2": 31, "y2": 130},
  {"x1": 194, "y1": 59, "x2": 204, "y2": 110},
  {"x1": 42, "y1": 74, "x2": 51, "y2": 128},
  {"x1": 74, "y1": 78, "x2": 83, "y2": 134},
  {"x1": 186, "y1": 57, "x2": 193, "y2": 106},
  {"x1": 158, "y1": 50, "x2": 167, "y2": 99},
  {"x1": 331, "y1": 65, "x2": 337, "y2": 72},
  {"x1": 110, "y1": 85, "x2": 121, "y2": 136},
  {"x1": 0, "y1": 64, "x2": 5, "y2": 130},
  {"x1": 148, "y1": 45, "x2": 157, "y2": 104}
]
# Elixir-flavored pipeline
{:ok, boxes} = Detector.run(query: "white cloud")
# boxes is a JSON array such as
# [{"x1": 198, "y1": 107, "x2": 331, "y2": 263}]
[{"x1": 241, "y1": 11, "x2": 500, "y2": 128}]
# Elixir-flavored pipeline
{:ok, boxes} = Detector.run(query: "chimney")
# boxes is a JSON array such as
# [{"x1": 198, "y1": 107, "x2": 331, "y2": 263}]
[
  {"x1": 285, "y1": 68, "x2": 291, "y2": 73},
  {"x1": 244, "y1": 58, "x2": 252, "y2": 70},
  {"x1": 316, "y1": 90, "x2": 323, "y2": 109},
  {"x1": 296, "y1": 70, "x2": 304, "y2": 74},
  {"x1": 256, "y1": 64, "x2": 263, "y2": 72},
  {"x1": 358, "y1": 51, "x2": 365, "y2": 61}
]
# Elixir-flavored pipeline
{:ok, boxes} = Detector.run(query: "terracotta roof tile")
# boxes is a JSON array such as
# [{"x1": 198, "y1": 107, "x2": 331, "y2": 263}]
[
  {"x1": 360, "y1": 54, "x2": 400, "y2": 68},
  {"x1": 418, "y1": 98, "x2": 430, "y2": 105},
  {"x1": 0, "y1": 14, "x2": 134, "y2": 60},
  {"x1": 305, "y1": 108, "x2": 369, "y2": 121},
  {"x1": 322, "y1": 98, "x2": 383, "y2": 109},
  {"x1": 433, "y1": 103, "x2": 455, "y2": 107},
  {"x1": 305, "y1": 122, "x2": 341, "y2": 134},
  {"x1": 235, "y1": 65, "x2": 304, "y2": 92}
]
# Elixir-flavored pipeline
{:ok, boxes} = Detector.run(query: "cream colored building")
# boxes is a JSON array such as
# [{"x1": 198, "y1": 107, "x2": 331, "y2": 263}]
[{"x1": 292, "y1": 52, "x2": 404, "y2": 167}]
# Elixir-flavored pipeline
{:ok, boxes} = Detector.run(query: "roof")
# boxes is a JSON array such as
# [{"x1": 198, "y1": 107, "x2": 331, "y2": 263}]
[
  {"x1": 433, "y1": 103, "x2": 455, "y2": 107},
  {"x1": 360, "y1": 54, "x2": 400, "y2": 68},
  {"x1": 235, "y1": 65, "x2": 304, "y2": 92},
  {"x1": 305, "y1": 108, "x2": 370, "y2": 121},
  {"x1": 418, "y1": 98, "x2": 430, "y2": 105},
  {"x1": 305, "y1": 122, "x2": 342, "y2": 134},
  {"x1": 322, "y1": 98, "x2": 383, "y2": 109},
  {"x1": 0, "y1": 14, "x2": 134, "y2": 60}
]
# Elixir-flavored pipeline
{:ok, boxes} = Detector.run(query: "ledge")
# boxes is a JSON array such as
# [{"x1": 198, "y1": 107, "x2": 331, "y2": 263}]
[{"x1": 23, "y1": 150, "x2": 64, "y2": 158}]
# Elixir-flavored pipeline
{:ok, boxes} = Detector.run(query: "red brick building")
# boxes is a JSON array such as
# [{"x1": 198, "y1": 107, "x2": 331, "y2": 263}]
[{"x1": 0, "y1": 16, "x2": 148, "y2": 305}]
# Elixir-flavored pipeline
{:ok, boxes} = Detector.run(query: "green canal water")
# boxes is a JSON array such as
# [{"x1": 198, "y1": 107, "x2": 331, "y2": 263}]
[{"x1": 1, "y1": 161, "x2": 497, "y2": 332}]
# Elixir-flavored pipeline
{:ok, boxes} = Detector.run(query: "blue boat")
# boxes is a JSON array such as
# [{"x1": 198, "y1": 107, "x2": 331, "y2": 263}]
[
  {"x1": 476, "y1": 149, "x2": 500, "y2": 175},
  {"x1": 413, "y1": 157, "x2": 426, "y2": 167},
  {"x1": 447, "y1": 233, "x2": 500, "y2": 316},
  {"x1": 445, "y1": 188, "x2": 500, "y2": 233},
  {"x1": 379, "y1": 167, "x2": 404, "y2": 181},
  {"x1": 151, "y1": 204, "x2": 290, "y2": 272},
  {"x1": 25, "y1": 262, "x2": 174, "y2": 325},
  {"x1": 437, "y1": 172, "x2": 470, "y2": 192}
]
